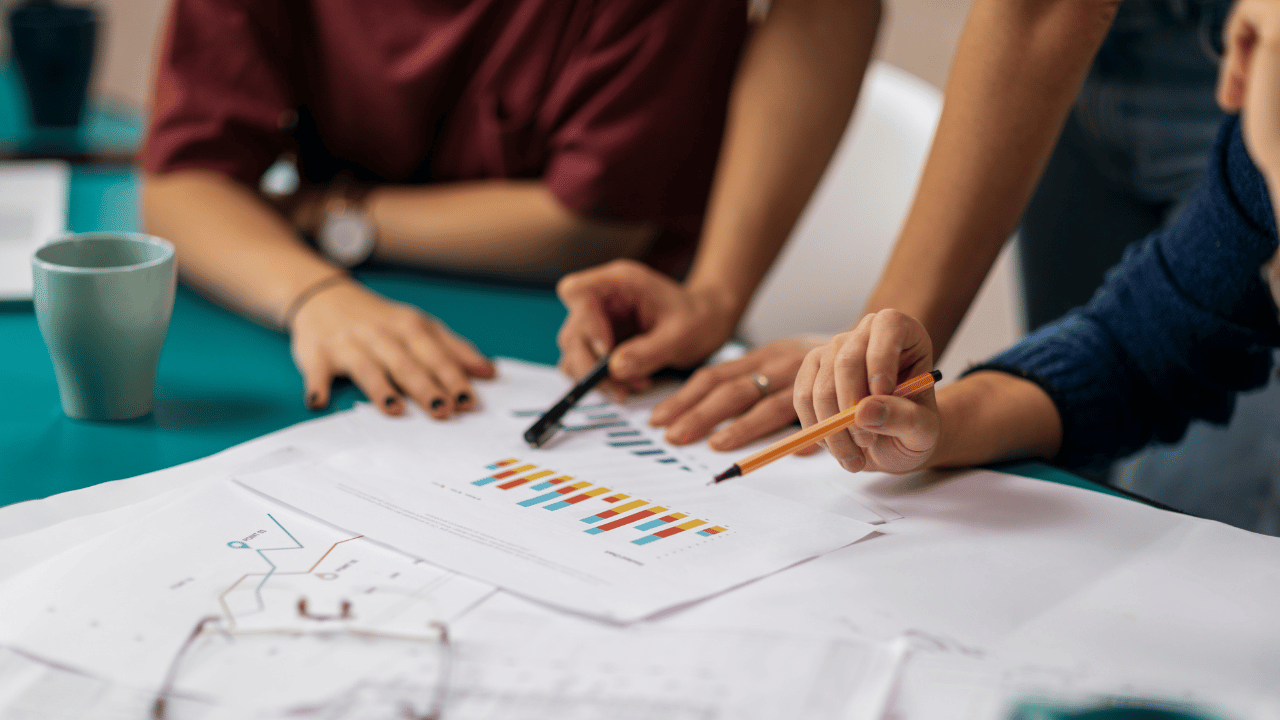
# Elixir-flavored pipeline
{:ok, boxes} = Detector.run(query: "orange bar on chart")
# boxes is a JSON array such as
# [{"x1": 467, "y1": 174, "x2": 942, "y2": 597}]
[
  {"x1": 654, "y1": 518, "x2": 707, "y2": 538},
  {"x1": 580, "y1": 499, "x2": 648, "y2": 524},
  {"x1": 586, "y1": 507, "x2": 668, "y2": 533},
  {"x1": 518, "y1": 481, "x2": 592, "y2": 507},
  {"x1": 496, "y1": 469, "x2": 554, "y2": 490},
  {"x1": 473, "y1": 463, "x2": 536, "y2": 486}
]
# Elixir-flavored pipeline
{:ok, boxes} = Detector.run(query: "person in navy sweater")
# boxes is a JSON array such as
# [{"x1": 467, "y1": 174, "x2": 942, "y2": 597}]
[{"x1": 791, "y1": 0, "x2": 1280, "y2": 535}]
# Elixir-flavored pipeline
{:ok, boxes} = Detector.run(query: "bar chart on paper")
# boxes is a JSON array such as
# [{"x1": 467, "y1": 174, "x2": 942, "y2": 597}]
[
  {"x1": 511, "y1": 404, "x2": 704, "y2": 471},
  {"x1": 240, "y1": 443, "x2": 876, "y2": 620},
  {"x1": 471, "y1": 457, "x2": 728, "y2": 547}
]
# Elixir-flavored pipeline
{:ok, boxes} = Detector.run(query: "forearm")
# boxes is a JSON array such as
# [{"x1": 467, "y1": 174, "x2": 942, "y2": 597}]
[
  {"x1": 863, "y1": 0, "x2": 1119, "y2": 351},
  {"x1": 928, "y1": 370, "x2": 1062, "y2": 468},
  {"x1": 142, "y1": 170, "x2": 345, "y2": 329},
  {"x1": 367, "y1": 180, "x2": 654, "y2": 282},
  {"x1": 683, "y1": 0, "x2": 879, "y2": 330}
]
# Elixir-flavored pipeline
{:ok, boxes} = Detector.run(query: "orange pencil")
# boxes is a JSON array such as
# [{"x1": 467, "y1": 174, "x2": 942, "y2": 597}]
[{"x1": 711, "y1": 369, "x2": 941, "y2": 483}]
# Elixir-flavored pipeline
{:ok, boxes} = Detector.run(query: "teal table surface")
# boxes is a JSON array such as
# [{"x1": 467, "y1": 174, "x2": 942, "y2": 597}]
[
  {"x1": 0, "y1": 168, "x2": 1135, "y2": 510},
  {"x1": 0, "y1": 63, "x2": 141, "y2": 155},
  {"x1": 0, "y1": 165, "x2": 565, "y2": 507}
]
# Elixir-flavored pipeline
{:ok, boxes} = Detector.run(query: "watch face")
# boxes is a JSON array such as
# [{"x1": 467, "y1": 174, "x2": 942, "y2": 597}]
[{"x1": 319, "y1": 209, "x2": 375, "y2": 267}]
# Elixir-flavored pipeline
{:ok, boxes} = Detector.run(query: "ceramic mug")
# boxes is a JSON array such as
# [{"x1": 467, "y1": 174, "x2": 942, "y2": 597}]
[{"x1": 32, "y1": 232, "x2": 176, "y2": 420}]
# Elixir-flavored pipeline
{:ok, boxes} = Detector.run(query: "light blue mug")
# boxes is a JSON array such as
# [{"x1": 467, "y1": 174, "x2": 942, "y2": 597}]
[{"x1": 32, "y1": 232, "x2": 176, "y2": 420}]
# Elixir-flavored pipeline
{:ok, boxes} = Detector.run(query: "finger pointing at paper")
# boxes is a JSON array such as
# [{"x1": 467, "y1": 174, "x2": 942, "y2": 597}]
[
  {"x1": 555, "y1": 260, "x2": 741, "y2": 399},
  {"x1": 793, "y1": 309, "x2": 940, "y2": 475}
]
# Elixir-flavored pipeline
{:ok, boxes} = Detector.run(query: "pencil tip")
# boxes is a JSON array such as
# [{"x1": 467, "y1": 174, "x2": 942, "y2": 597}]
[{"x1": 712, "y1": 465, "x2": 741, "y2": 484}]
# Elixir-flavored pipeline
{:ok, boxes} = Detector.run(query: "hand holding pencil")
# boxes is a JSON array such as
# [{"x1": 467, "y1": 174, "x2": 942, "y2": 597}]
[{"x1": 790, "y1": 310, "x2": 940, "y2": 476}]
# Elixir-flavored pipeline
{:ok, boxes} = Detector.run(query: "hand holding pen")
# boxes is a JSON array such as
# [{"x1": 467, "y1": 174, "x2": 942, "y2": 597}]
[{"x1": 790, "y1": 310, "x2": 940, "y2": 476}]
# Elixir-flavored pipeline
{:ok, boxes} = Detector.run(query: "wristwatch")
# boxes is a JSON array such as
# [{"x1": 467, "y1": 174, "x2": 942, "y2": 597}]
[{"x1": 316, "y1": 182, "x2": 375, "y2": 268}]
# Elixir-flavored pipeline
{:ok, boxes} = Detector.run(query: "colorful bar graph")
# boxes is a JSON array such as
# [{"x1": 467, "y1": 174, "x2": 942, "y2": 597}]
[
  {"x1": 635, "y1": 512, "x2": 687, "y2": 531},
  {"x1": 580, "y1": 499, "x2": 649, "y2": 524},
  {"x1": 562, "y1": 421, "x2": 627, "y2": 431},
  {"x1": 544, "y1": 487, "x2": 611, "y2": 511},
  {"x1": 632, "y1": 518, "x2": 708, "y2": 545},
  {"x1": 585, "y1": 507, "x2": 668, "y2": 534},
  {"x1": 473, "y1": 458, "x2": 715, "y2": 548},
  {"x1": 496, "y1": 469, "x2": 554, "y2": 490},
  {"x1": 518, "y1": 481, "x2": 592, "y2": 507},
  {"x1": 473, "y1": 463, "x2": 536, "y2": 486},
  {"x1": 531, "y1": 475, "x2": 574, "y2": 491}
]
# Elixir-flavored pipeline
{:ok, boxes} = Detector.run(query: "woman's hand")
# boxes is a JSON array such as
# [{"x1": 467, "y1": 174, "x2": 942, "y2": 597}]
[
  {"x1": 290, "y1": 280, "x2": 495, "y2": 417},
  {"x1": 649, "y1": 337, "x2": 824, "y2": 451},
  {"x1": 793, "y1": 309, "x2": 940, "y2": 474},
  {"x1": 1220, "y1": 0, "x2": 1280, "y2": 317},
  {"x1": 555, "y1": 259, "x2": 740, "y2": 399},
  {"x1": 1218, "y1": 0, "x2": 1280, "y2": 184}
]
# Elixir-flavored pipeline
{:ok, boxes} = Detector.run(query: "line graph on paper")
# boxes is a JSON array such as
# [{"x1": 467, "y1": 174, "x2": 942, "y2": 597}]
[
  {"x1": 0, "y1": 481, "x2": 494, "y2": 692},
  {"x1": 0, "y1": 480, "x2": 880, "y2": 720}
]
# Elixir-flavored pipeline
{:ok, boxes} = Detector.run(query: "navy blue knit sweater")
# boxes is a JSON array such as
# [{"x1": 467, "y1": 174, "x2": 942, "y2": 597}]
[{"x1": 970, "y1": 116, "x2": 1280, "y2": 470}]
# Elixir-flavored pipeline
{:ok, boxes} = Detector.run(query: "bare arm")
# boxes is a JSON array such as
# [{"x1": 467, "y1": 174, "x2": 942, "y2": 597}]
[
  {"x1": 863, "y1": 0, "x2": 1121, "y2": 353},
  {"x1": 289, "y1": 178, "x2": 655, "y2": 284},
  {"x1": 365, "y1": 180, "x2": 654, "y2": 282},
  {"x1": 680, "y1": 0, "x2": 880, "y2": 339},
  {"x1": 559, "y1": 0, "x2": 880, "y2": 429},
  {"x1": 143, "y1": 170, "x2": 343, "y2": 330},
  {"x1": 928, "y1": 370, "x2": 1062, "y2": 468}
]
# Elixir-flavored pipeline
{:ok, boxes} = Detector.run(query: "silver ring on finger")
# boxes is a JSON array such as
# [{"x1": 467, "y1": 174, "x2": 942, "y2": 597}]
[{"x1": 748, "y1": 372, "x2": 772, "y2": 399}]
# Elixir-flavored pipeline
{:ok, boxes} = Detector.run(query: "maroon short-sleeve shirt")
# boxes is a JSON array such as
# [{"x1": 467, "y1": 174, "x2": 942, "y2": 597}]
[{"x1": 141, "y1": 0, "x2": 748, "y2": 244}]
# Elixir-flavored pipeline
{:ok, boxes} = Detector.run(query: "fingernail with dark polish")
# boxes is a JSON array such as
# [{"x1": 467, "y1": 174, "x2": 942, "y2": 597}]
[
  {"x1": 456, "y1": 393, "x2": 471, "y2": 405},
  {"x1": 306, "y1": 392, "x2": 320, "y2": 410},
  {"x1": 431, "y1": 398, "x2": 445, "y2": 410},
  {"x1": 384, "y1": 396, "x2": 398, "y2": 409}
]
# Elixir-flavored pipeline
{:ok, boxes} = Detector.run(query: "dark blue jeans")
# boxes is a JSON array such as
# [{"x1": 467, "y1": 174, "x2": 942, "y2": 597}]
[{"x1": 1017, "y1": 0, "x2": 1280, "y2": 534}]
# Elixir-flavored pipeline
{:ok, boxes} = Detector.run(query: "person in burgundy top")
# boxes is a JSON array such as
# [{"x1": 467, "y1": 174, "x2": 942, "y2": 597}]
[{"x1": 141, "y1": 0, "x2": 747, "y2": 416}]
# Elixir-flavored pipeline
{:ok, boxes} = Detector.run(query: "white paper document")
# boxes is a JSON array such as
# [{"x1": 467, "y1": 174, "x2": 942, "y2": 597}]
[
  {"x1": 0, "y1": 592, "x2": 901, "y2": 720},
  {"x1": 0, "y1": 160, "x2": 68, "y2": 300},
  {"x1": 343, "y1": 359, "x2": 894, "y2": 526},
  {"x1": 238, "y1": 411, "x2": 877, "y2": 621},
  {"x1": 0, "y1": 479, "x2": 495, "y2": 692}
]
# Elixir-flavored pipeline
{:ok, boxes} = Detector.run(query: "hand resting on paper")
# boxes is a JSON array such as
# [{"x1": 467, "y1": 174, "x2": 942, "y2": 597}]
[{"x1": 649, "y1": 337, "x2": 825, "y2": 452}]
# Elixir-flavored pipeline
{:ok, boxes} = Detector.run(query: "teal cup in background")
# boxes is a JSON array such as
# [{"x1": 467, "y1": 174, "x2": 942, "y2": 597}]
[{"x1": 32, "y1": 232, "x2": 177, "y2": 420}]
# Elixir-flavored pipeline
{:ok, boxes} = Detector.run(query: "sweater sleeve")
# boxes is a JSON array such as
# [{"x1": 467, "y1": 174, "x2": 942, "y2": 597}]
[{"x1": 968, "y1": 117, "x2": 1280, "y2": 470}]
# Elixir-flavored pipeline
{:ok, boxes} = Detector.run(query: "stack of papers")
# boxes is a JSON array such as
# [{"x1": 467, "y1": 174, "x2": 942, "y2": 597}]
[{"x1": 1, "y1": 359, "x2": 1279, "y2": 719}]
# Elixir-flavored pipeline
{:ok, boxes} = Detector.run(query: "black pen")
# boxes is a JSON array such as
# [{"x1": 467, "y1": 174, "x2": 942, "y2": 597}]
[{"x1": 523, "y1": 352, "x2": 613, "y2": 448}]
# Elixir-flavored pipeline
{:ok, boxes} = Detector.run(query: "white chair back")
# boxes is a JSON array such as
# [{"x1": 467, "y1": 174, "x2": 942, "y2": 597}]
[
  {"x1": 737, "y1": 62, "x2": 942, "y2": 345},
  {"x1": 737, "y1": 62, "x2": 1024, "y2": 381}
]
